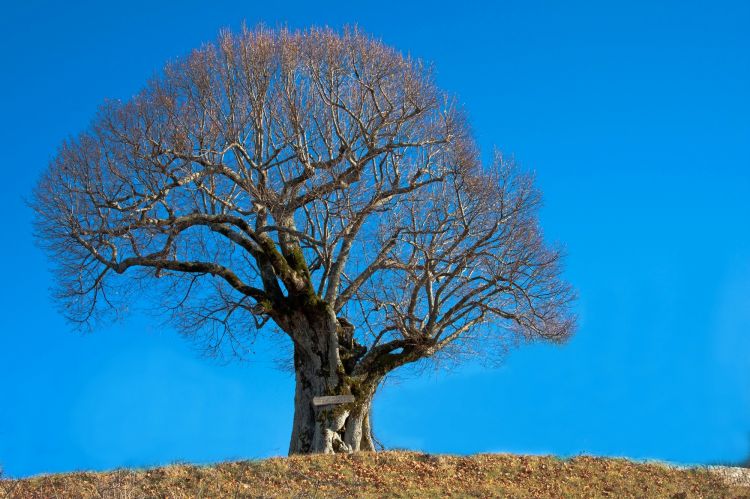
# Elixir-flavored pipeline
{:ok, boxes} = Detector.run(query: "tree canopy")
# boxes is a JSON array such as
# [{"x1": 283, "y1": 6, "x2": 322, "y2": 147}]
[{"x1": 33, "y1": 26, "x2": 575, "y2": 453}]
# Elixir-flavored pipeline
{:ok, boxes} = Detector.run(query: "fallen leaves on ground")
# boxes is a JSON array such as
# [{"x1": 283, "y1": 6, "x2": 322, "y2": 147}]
[{"x1": 2, "y1": 451, "x2": 747, "y2": 498}]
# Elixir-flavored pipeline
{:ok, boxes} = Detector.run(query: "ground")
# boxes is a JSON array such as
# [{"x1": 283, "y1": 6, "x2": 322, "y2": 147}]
[{"x1": 3, "y1": 451, "x2": 748, "y2": 498}]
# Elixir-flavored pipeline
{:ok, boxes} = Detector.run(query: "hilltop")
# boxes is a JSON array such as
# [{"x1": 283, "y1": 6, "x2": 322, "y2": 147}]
[{"x1": 2, "y1": 451, "x2": 748, "y2": 498}]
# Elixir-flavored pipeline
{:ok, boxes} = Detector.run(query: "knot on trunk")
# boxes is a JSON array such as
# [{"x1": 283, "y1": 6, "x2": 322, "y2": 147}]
[
  {"x1": 337, "y1": 316, "x2": 366, "y2": 373},
  {"x1": 331, "y1": 431, "x2": 353, "y2": 453}
]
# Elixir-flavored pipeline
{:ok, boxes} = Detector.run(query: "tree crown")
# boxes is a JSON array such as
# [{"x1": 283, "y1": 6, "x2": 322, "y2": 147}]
[{"x1": 33, "y1": 26, "x2": 575, "y2": 361}]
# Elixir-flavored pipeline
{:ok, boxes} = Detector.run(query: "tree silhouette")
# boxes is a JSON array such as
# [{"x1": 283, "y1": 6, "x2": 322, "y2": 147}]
[{"x1": 33, "y1": 26, "x2": 575, "y2": 454}]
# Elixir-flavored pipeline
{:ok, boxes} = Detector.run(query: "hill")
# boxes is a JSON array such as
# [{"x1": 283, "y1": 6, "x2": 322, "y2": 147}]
[{"x1": 2, "y1": 451, "x2": 748, "y2": 498}]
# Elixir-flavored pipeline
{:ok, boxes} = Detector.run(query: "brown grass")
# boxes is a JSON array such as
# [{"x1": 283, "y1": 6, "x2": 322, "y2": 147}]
[{"x1": 2, "y1": 451, "x2": 747, "y2": 498}]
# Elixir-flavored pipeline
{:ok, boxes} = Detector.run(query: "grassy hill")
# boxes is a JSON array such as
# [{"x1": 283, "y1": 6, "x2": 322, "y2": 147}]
[{"x1": 2, "y1": 451, "x2": 748, "y2": 498}]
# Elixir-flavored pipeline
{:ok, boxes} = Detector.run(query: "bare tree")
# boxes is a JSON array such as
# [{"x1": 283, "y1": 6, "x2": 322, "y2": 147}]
[{"x1": 33, "y1": 26, "x2": 575, "y2": 454}]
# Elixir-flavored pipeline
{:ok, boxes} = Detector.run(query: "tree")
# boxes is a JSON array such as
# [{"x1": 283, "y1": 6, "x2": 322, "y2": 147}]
[{"x1": 32, "y1": 26, "x2": 575, "y2": 454}]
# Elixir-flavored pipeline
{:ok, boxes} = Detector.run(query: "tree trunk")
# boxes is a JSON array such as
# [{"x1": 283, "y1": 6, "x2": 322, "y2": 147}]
[
  {"x1": 284, "y1": 306, "x2": 376, "y2": 454},
  {"x1": 288, "y1": 362, "x2": 376, "y2": 454}
]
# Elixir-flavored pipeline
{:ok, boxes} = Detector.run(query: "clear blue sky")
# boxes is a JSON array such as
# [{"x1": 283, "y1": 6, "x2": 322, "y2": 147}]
[{"x1": 1, "y1": 0, "x2": 748, "y2": 478}]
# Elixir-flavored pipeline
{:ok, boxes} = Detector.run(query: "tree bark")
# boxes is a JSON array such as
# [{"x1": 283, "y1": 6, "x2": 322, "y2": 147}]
[
  {"x1": 288, "y1": 360, "x2": 376, "y2": 454},
  {"x1": 283, "y1": 306, "x2": 376, "y2": 454}
]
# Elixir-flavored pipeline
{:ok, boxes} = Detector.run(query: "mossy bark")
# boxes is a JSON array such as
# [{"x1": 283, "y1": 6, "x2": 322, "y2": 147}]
[{"x1": 284, "y1": 305, "x2": 375, "y2": 454}]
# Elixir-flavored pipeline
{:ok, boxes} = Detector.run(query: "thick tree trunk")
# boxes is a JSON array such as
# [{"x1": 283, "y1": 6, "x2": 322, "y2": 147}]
[
  {"x1": 283, "y1": 306, "x2": 376, "y2": 454},
  {"x1": 288, "y1": 359, "x2": 376, "y2": 454}
]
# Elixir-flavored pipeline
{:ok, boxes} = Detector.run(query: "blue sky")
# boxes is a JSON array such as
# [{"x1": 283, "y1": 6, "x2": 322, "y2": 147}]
[{"x1": 1, "y1": 0, "x2": 748, "y2": 477}]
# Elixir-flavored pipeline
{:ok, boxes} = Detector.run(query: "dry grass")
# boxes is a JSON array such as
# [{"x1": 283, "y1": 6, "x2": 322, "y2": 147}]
[{"x1": 2, "y1": 451, "x2": 748, "y2": 498}]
